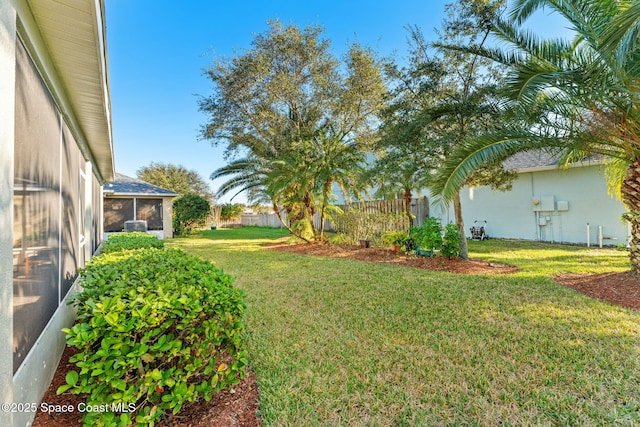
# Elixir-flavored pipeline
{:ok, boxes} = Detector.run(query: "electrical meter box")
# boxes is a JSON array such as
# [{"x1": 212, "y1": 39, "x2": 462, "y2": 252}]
[{"x1": 557, "y1": 200, "x2": 569, "y2": 211}]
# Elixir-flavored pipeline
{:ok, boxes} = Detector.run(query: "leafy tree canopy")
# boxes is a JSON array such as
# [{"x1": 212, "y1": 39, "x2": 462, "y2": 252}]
[
  {"x1": 219, "y1": 203, "x2": 245, "y2": 221},
  {"x1": 137, "y1": 162, "x2": 214, "y2": 201},
  {"x1": 373, "y1": 0, "x2": 514, "y2": 256},
  {"x1": 201, "y1": 20, "x2": 386, "y2": 241},
  {"x1": 199, "y1": 19, "x2": 385, "y2": 160}
]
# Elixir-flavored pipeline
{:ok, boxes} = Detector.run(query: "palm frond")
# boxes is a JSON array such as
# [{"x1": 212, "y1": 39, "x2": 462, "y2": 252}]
[{"x1": 431, "y1": 128, "x2": 568, "y2": 201}]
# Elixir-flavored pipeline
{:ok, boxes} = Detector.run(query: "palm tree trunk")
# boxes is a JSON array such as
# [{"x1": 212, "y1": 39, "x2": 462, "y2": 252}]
[
  {"x1": 319, "y1": 181, "x2": 332, "y2": 240},
  {"x1": 453, "y1": 191, "x2": 468, "y2": 260},
  {"x1": 272, "y1": 202, "x2": 310, "y2": 243},
  {"x1": 403, "y1": 189, "x2": 413, "y2": 228},
  {"x1": 621, "y1": 161, "x2": 640, "y2": 273},
  {"x1": 302, "y1": 192, "x2": 317, "y2": 239}
]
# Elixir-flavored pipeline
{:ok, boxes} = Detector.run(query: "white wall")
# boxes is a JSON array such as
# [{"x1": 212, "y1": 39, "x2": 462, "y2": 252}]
[{"x1": 459, "y1": 165, "x2": 628, "y2": 245}]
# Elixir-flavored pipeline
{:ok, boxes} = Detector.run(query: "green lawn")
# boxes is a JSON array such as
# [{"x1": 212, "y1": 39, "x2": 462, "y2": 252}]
[{"x1": 169, "y1": 227, "x2": 639, "y2": 426}]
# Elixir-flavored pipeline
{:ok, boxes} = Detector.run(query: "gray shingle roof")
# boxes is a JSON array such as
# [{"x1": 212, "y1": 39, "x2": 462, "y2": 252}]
[
  {"x1": 503, "y1": 151, "x2": 560, "y2": 170},
  {"x1": 103, "y1": 173, "x2": 179, "y2": 197},
  {"x1": 503, "y1": 151, "x2": 603, "y2": 171}
]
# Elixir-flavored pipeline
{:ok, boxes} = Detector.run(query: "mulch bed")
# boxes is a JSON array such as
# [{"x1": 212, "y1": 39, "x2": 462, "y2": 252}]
[
  {"x1": 33, "y1": 241, "x2": 639, "y2": 427},
  {"x1": 554, "y1": 271, "x2": 640, "y2": 311},
  {"x1": 265, "y1": 241, "x2": 640, "y2": 311},
  {"x1": 32, "y1": 346, "x2": 260, "y2": 427},
  {"x1": 263, "y1": 241, "x2": 519, "y2": 274}
]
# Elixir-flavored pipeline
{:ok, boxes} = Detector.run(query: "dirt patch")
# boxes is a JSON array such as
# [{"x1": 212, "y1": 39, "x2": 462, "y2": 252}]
[
  {"x1": 32, "y1": 346, "x2": 260, "y2": 427},
  {"x1": 263, "y1": 241, "x2": 519, "y2": 274},
  {"x1": 554, "y1": 271, "x2": 640, "y2": 311}
]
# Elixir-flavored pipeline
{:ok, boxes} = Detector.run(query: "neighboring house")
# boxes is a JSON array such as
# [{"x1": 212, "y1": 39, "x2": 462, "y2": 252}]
[
  {"x1": 1, "y1": 0, "x2": 113, "y2": 425},
  {"x1": 103, "y1": 174, "x2": 179, "y2": 239},
  {"x1": 456, "y1": 151, "x2": 629, "y2": 245}
]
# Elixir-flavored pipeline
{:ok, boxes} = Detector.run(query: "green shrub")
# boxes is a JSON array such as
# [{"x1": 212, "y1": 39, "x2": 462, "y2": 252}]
[
  {"x1": 173, "y1": 194, "x2": 211, "y2": 236},
  {"x1": 219, "y1": 203, "x2": 244, "y2": 221},
  {"x1": 441, "y1": 223, "x2": 462, "y2": 259},
  {"x1": 409, "y1": 217, "x2": 442, "y2": 253},
  {"x1": 61, "y1": 248, "x2": 246, "y2": 426},
  {"x1": 101, "y1": 232, "x2": 164, "y2": 254},
  {"x1": 382, "y1": 231, "x2": 412, "y2": 251}
]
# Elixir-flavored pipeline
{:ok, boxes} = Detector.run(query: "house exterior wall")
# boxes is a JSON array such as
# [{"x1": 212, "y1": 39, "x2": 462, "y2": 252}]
[
  {"x1": 1, "y1": 1, "x2": 111, "y2": 425},
  {"x1": 103, "y1": 195, "x2": 175, "y2": 239},
  {"x1": 162, "y1": 196, "x2": 174, "y2": 238},
  {"x1": 0, "y1": 3, "x2": 18, "y2": 424},
  {"x1": 459, "y1": 165, "x2": 628, "y2": 245}
]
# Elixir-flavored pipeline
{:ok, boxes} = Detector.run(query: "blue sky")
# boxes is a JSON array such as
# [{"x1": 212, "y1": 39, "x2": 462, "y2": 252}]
[{"x1": 105, "y1": 0, "x2": 572, "y2": 203}]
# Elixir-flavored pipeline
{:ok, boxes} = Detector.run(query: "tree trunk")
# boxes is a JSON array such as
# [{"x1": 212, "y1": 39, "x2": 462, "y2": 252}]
[
  {"x1": 453, "y1": 191, "x2": 468, "y2": 260},
  {"x1": 621, "y1": 161, "x2": 640, "y2": 273},
  {"x1": 403, "y1": 189, "x2": 413, "y2": 228},
  {"x1": 272, "y1": 202, "x2": 311, "y2": 243},
  {"x1": 319, "y1": 181, "x2": 332, "y2": 240},
  {"x1": 302, "y1": 192, "x2": 317, "y2": 238}
]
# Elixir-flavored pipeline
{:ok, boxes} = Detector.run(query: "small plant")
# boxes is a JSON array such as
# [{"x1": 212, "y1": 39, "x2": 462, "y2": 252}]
[
  {"x1": 441, "y1": 223, "x2": 462, "y2": 259},
  {"x1": 383, "y1": 231, "x2": 411, "y2": 251},
  {"x1": 410, "y1": 217, "x2": 442, "y2": 255},
  {"x1": 101, "y1": 232, "x2": 164, "y2": 254},
  {"x1": 61, "y1": 248, "x2": 246, "y2": 426}
]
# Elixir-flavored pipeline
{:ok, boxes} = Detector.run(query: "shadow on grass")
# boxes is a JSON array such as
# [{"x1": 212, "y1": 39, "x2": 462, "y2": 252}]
[{"x1": 199, "y1": 227, "x2": 290, "y2": 241}]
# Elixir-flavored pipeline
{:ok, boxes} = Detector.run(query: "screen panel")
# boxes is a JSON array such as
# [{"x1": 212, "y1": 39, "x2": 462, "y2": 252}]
[
  {"x1": 13, "y1": 39, "x2": 61, "y2": 372},
  {"x1": 60, "y1": 123, "x2": 80, "y2": 300},
  {"x1": 136, "y1": 198, "x2": 163, "y2": 230},
  {"x1": 104, "y1": 198, "x2": 134, "y2": 232}
]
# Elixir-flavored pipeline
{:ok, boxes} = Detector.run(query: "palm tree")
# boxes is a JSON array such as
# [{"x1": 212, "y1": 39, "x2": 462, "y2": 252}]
[
  {"x1": 211, "y1": 130, "x2": 368, "y2": 242},
  {"x1": 309, "y1": 131, "x2": 368, "y2": 239},
  {"x1": 210, "y1": 155, "x2": 308, "y2": 240},
  {"x1": 432, "y1": 0, "x2": 640, "y2": 272}
]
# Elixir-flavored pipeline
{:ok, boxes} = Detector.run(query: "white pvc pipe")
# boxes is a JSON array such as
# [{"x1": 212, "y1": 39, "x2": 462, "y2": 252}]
[
  {"x1": 586, "y1": 223, "x2": 590, "y2": 247},
  {"x1": 599, "y1": 225, "x2": 603, "y2": 248}
]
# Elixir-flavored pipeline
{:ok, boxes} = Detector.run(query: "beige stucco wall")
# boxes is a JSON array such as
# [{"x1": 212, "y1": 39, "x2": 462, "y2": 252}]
[{"x1": 162, "y1": 196, "x2": 174, "y2": 238}]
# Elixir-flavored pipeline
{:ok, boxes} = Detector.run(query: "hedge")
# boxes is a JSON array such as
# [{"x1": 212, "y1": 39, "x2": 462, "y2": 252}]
[{"x1": 61, "y1": 247, "x2": 246, "y2": 426}]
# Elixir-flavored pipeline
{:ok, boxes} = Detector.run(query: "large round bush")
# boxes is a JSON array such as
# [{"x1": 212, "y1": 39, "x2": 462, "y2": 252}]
[{"x1": 62, "y1": 248, "x2": 246, "y2": 426}]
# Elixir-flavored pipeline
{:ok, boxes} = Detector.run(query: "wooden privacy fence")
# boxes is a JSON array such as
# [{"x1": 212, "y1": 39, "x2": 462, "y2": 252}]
[
  {"x1": 217, "y1": 217, "x2": 242, "y2": 228},
  {"x1": 226, "y1": 197, "x2": 430, "y2": 231},
  {"x1": 337, "y1": 197, "x2": 430, "y2": 228},
  {"x1": 241, "y1": 214, "x2": 283, "y2": 228}
]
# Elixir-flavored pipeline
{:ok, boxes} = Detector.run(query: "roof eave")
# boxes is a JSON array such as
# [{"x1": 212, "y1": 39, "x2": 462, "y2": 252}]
[
  {"x1": 105, "y1": 192, "x2": 179, "y2": 198},
  {"x1": 17, "y1": 0, "x2": 114, "y2": 182},
  {"x1": 513, "y1": 158, "x2": 605, "y2": 174}
]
